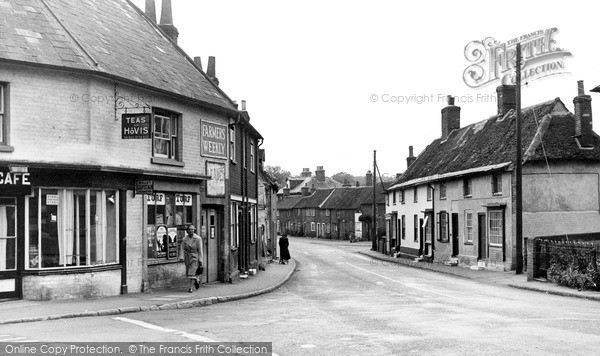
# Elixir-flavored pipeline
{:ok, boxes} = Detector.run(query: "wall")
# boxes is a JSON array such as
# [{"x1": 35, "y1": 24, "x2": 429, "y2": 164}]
[
  {"x1": 22, "y1": 270, "x2": 121, "y2": 301},
  {"x1": 386, "y1": 186, "x2": 432, "y2": 256}
]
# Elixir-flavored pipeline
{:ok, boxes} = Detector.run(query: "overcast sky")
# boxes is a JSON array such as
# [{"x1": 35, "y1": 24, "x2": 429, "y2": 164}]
[{"x1": 131, "y1": 0, "x2": 600, "y2": 178}]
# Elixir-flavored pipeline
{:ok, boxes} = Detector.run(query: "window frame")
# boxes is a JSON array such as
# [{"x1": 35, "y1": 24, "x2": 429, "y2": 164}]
[
  {"x1": 492, "y1": 173, "x2": 502, "y2": 195},
  {"x1": 0, "y1": 83, "x2": 13, "y2": 150},
  {"x1": 400, "y1": 190, "x2": 405, "y2": 204},
  {"x1": 440, "y1": 182, "x2": 447, "y2": 200},
  {"x1": 401, "y1": 215, "x2": 405, "y2": 240},
  {"x1": 152, "y1": 108, "x2": 182, "y2": 164},
  {"x1": 413, "y1": 187, "x2": 418, "y2": 203},
  {"x1": 427, "y1": 186, "x2": 432, "y2": 201},
  {"x1": 438, "y1": 211, "x2": 449, "y2": 242},
  {"x1": 250, "y1": 142, "x2": 255, "y2": 173},
  {"x1": 229, "y1": 125, "x2": 237, "y2": 163},
  {"x1": 463, "y1": 178, "x2": 472, "y2": 198},
  {"x1": 488, "y1": 209, "x2": 504, "y2": 246},
  {"x1": 465, "y1": 211, "x2": 474, "y2": 244}
]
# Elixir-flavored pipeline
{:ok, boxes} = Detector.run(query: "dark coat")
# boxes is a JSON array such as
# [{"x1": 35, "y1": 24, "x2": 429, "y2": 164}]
[{"x1": 278, "y1": 236, "x2": 291, "y2": 260}]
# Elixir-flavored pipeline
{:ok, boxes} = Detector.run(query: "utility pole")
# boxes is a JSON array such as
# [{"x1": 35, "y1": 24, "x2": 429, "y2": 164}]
[
  {"x1": 372, "y1": 150, "x2": 377, "y2": 251},
  {"x1": 515, "y1": 43, "x2": 524, "y2": 275}
]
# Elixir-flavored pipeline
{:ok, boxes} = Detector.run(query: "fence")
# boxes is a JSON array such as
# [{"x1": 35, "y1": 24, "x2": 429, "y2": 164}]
[{"x1": 529, "y1": 237, "x2": 600, "y2": 291}]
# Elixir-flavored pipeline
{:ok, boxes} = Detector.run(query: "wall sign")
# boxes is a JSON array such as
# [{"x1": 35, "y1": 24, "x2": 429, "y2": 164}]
[
  {"x1": 135, "y1": 180, "x2": 154, "y2": 195},
  {"x1": 201, "y1": 121, "x2": 228, "y2": 159},
  {"x1": 122, "y1": 113, "x2": 151, "y2": 139},
  {"x1": 206, "y1": 162, "x2": 226, "y2": 197},
  {"x1": 0, "y1": 171, "x2": 30, "y2": 185}
]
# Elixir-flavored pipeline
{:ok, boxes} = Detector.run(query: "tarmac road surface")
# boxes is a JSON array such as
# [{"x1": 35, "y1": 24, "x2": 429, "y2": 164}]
[{"x1": 2, "y1": 237, "x2": 600, "y2": 355}]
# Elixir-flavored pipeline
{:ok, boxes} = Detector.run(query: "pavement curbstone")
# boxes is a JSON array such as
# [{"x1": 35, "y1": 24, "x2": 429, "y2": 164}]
[
  {"x1": 97, "y1": 309, "x2": 120, "y2": 316},
  {"x1": 119, "y1": 306, "x2": 141, "y2": 314}
]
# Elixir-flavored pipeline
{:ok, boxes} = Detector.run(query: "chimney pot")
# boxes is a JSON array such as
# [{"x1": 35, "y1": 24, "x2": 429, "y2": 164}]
[
  {"x1": 446, "y1": 95, "x2": 455, "y2": 106},
  {"x1": 315, "y1": 166, "x2": 325, "y2": 182},
  {"x1": 158, "y1": 0, "x2": 178, "y2": 43},
  {"x1": 496, "y1": 85, "x2": 516, "y2": 116},
  {"x1": 145, "y1": 0, "x2": 156, "y2": 23},
  {"x1": 578, "y1": 80, "x2": 585, "y2": 96},
  {"x1": 241, "y1": 100, "x2": 247, "y2": 111},
  {"x1": 366, "y1": 170, "x2": 373, "y2": 186},
  {"x1": 574, "y1": 80, "x2": 593, "y2": 137},
  {"x1": 193, "y1": 56, "x2": 203, "y2": 71},
  {"x1": 407, "y1": 146, "x2": 417, "y2": 169},
  {"x1": 207, "y1": 56, "x2": 219, "y2": 86}
]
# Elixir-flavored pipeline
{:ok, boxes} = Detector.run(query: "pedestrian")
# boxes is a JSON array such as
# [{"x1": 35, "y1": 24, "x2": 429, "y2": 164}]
[
  {"x1": 180, "y1": 224, "x2": 203, "y2": 293},
  {"x1": 278, "y1": 234, "x2": 290, "y2": 264}
]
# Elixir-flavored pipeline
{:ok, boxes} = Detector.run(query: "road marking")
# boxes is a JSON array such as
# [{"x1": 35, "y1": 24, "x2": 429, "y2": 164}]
[
  {"x1": 345, "y1": 263, "x2": 458, "y2": 299},
  {"x1": 114, "y1": 317, "x2": 280, "y2": 356}
]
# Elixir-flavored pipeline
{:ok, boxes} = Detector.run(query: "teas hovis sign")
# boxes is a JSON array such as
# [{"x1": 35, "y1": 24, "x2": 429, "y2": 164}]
[{"x1": 463, "y1": 28, "x2": 572, "y2": 88}]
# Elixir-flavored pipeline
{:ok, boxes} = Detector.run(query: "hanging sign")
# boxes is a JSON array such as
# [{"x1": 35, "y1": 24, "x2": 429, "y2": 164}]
[{"x1": 122, "y1": 113, "x2": 151, "y2": 139}]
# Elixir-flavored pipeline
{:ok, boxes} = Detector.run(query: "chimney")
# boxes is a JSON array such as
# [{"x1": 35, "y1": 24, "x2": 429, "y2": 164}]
[
  {"x1": 574, "y1": 80, "x2": 593, "y2": 137},
  {"x1": 365, "y1": 170, "x2": 373, "y2": 186},
  {"x1": 311, "y1": 184, "x2": 316, "y2": 193},
  {"x1": 145, "y1": 0, "x2": 156, "y2": 23},
  {"x1": 406, "y1": 146, "x2": 416, "y2": 169},
  {"x1": 441, "y1": 95, "x2": 460, "y2": 138},
  {"x1": 301, "y1": 184, "x2": 310, "y2": 196},
  {"x1": 315, "y1": 166, "x2": 325, "y2": 182},
  {"x1": 301, "y1": 168, "x2": 312, "y2": 178},
  {"x1": 283, "y1": 188, "x2": 290, "y2": 197},
  {"x1": 193, "y1": 56, "x2": 203, "y2": 71},
  {"x1": 496, "y1": 85, "x2": 516, "y2": 116},
  {"x1": 343, "y1": 178, "x2": 351, "y2": 187},
  {"x1": 158, "y1": 0, "x2": 179, "y2": 43},
  {"x1": 355, "y1": 181, "x2": 360, "y2": 187},
  {"x1": 241, "y1": 100, "x2": 247, "y2": 111},
  {"x1": 207, "y1": 56, "x2": 219, "y2": 86}
]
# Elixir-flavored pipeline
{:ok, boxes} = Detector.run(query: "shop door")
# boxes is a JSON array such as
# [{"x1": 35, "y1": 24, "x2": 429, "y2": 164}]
[
  {"x1": 0, "y1": 200, "x2": 18, "y2": 299},
  {"x1": 478, "y1": 213, "x2": 487, "y2": 260},
  {"x1": 201, "y1": 208, "x2": 220, "y2": 283}
]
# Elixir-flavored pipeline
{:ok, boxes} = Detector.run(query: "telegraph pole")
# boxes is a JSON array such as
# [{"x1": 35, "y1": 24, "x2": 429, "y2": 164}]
[
  {"x1": 372, "y1": 150, "x2": 377, "y2": 251},
  {"x1": 515, "y1": 43, "x2": 524, "y2": 274}
]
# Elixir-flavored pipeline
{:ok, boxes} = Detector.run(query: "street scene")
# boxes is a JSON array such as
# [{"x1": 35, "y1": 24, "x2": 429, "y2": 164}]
[{"x1": 1, "y1": 0, "x2": 600, "y2": 355}]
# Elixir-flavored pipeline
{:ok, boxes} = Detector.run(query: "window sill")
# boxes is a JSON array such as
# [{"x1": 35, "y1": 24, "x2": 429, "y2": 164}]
[
  {"x1": 492, "y1": 192, "x2": 503, "y2": 197},
  {"x1": 440, "y1": 197, "x2": 447, "y2": 200},
  {"x1": 151, "y1": 157, "x2": 185, "y2": 167},
  {"x1": 463, "y1": 195, "x2": 472, "y2": 199},
  {"x1": 23, "y1": 263, "x2": 121, "y2": 275},
  {"x1": 464, "y1": 242, "x2": 473, "y2": 245},
  {"x1": 0, "y1": 145, "x2": 14, "y2": 152}
]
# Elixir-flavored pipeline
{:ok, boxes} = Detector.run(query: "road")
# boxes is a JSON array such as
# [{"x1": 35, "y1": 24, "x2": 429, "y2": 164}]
[{"x1": 2, "y1": 237, "x2": 600, "y2": 355}]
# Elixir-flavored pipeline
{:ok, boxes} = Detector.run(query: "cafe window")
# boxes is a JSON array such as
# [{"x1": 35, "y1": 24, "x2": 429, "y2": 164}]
[
  {"x1": 27, "y1": 188, "x2": 119, "y2": 269},
  {"x1": 153, "y1": 109, "x2": 180, "y2": 161},
  {"x1": 146, "y1": 192, "x2": 193, "y2": 260}
]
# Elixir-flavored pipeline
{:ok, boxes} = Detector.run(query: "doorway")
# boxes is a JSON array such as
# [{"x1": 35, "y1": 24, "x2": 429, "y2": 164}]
[
  {"x1": 0, "y1": 199, "x2": 19, "y2": 300},
  {"x1": 452, "y1": 213, "x2": 459, "y2": 257},
  {"x1": 201, "y1": 207, "x2": 221, "y2": 283},
  {"x1": 478, "y1": 213, "x2": 487, "y2": 260}
]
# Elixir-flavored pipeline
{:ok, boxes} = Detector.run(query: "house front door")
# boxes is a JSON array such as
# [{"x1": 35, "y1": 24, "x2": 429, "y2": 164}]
[
  {"x1": 478, "y1": 213, "x2": 487, "y2": 260},
  {"x1": 201, "y1": 207, "x2": 221, "y2": 283},
  {"x1": 0, "y1": 200, "x2": 19, "y2": 300},
  {"x1": 452, "y1": 213, "x2": 459, "y2": 257}
]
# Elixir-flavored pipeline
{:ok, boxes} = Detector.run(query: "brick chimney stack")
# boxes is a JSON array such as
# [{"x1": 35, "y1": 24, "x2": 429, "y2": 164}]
[
  {"x1": 496, "y1": 85, "x2": 516, "y2": 116},
  {"x1": 301, "y1": 184, "x2": 310, "y2": 196},
  {"x1": 441, "y1": 95, "x2": 460, "y2": 139},
  {"x1": 145, "y1": 0, "x2": 156, "y2": 23},
  {"x1": 365, "y1": 170, "x2": 373, "y2": 186},
  {"x1": 193, "y1": 57, "x2": 202, "y2": 71},
  {"x1": 574, "y1": 80, "x2": 592, "y2": 137},
  {"x1": 159, "y1": 0, "x2": 179, "y2": 43},
  {"x1": 315, "y1": 166, "x2": 325, "y2": 182},
  {"x1": 207, "y1": 56, "x2": 219, "y2": 86},
  {"x1": 301, "y1": 168, "x2": 311, "y2": 178},
  {"x1": 406, "y1": 146, "x2": 416, "y2": 169}
]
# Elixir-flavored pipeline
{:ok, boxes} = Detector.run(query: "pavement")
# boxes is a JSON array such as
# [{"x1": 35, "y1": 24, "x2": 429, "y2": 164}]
[
  {"x1": 0, "y1": 259, "x2": 296, "y2": 325},
  {"x1": 358, "y1": 246, "x2": 600, "y2": 302}
]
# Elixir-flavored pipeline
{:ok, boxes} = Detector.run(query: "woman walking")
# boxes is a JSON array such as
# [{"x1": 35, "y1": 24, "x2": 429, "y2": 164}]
[
  {"x1": 278, "y1": 234, "x2": 290, "y2": 264},
  {"x1": 180, "y1": 224, "x2": 203, "y2": 293}
]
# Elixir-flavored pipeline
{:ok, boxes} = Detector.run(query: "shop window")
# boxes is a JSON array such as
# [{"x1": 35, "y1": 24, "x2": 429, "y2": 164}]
[
  {"x1": 153, "y1": 109, "x2": 181, "y2": 161},
  {"x1": 146, "y1": 192, "x2": 193, "y2": 260},
  {"x1": 27, "y1": 188, "x2": 119, "y2": 269}
]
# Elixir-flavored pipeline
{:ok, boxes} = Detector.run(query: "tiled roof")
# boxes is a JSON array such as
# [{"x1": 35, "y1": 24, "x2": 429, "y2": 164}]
[
  {"x1": 278, "y1": 196, "x2": 303, "y2": 210},
  {"x1": 321, "y1": 187, "x2": 378, "y2": 210},
  {"x1": 295, "y1": 189, "x2": 334, "y2": 209},
  {"x1": 0, "y1": 0, "x2": 236, "y2": 111},
  {"x1": 394, "y1": 98, "x2": 600, "y2": 188}
]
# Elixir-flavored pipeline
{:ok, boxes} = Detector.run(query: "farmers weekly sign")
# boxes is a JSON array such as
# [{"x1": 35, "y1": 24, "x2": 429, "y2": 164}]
[
  {"x1": 201, "y1": 121, "x2": 227, "y2": 159},
  {"x1": 463, "y1": 28, "x2": 572, "y2": 88}
]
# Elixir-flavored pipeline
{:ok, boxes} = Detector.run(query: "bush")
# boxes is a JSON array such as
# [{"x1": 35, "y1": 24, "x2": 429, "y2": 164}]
[{"x1": 546, "y1": 245, "x2": 600, "y2": 291}]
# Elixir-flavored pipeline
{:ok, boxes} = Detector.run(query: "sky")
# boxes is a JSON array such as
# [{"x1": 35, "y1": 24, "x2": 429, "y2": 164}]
[{"x1": 131, "y1": 0, "x2": 600, "y2": 178}]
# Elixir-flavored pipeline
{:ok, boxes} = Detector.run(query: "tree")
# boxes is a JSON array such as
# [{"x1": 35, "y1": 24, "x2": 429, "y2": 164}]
[
  {"x1": 331, "y1": 172, "x2": 356, "y2": 185},
  {"x1": 265, "y1": 165, "x2": 291, "y2": 188}
]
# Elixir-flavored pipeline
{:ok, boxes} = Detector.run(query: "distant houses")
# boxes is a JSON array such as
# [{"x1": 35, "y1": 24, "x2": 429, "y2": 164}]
[{"x1": 385, "y1": 82, "x2": 600, "y2": 271}]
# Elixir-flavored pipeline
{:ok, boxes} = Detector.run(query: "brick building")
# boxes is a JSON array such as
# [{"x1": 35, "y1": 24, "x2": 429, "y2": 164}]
[
  {"x1": 278, "y1": 166, "x2": 342, "y2": 198},
  {"x1": 386, "y1": 83, "x2": 600, "y2": 271},
  {"x1": 0, "y1": 0, "x2": 264, "y2": 300}
]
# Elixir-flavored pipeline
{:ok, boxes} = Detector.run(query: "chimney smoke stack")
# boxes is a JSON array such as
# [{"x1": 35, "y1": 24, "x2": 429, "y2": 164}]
[
  {"x1": 407, "y1": 146, "x2": 416, "y2": 169},
  {"x1": 441, "y1": 95, "x2": 460, "y2": 138},
  {"x1": 193, "y1": 56, "x2": 203, "y2": 71},
  {"x1": 574, "y1": 80, "x2": 592, "y2": 137},
  {"x1": 158, "y1": 0, "x2": 178, "y2": 43},
  {"x1": 207, "y1": 56, "x2": 219, "y2": 86},
  {"x1": 496, "y1": 85, "x2": 516, "y2": 116},
  {"x1": 145, "y1": 0, "x2": 156, "y2": 23},
  {"x1": 241, "y1": 100, "x2": 247, "y2": 111}
]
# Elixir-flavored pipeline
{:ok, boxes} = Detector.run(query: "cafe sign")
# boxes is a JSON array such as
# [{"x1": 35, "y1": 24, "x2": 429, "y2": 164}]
[
  {"x1": 201, "y1": 120, "x2": 227, "y2": 159},
  {"x1": 122, "y1": 113, "x2": 151, "y2": 139}
]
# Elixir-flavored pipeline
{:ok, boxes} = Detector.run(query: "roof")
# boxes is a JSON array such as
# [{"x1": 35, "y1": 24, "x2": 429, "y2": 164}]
[
  {"x1": 592, "y1": 85, "x2": 600, "y2": 93},
  {"x1": 391, "y1": 98, "x2": 600, "y2": 190},
  {"x1": 0, "y1": 0, "x2": 236, "y2": 112},
  {"x1": 278, "y1": 196, "x2": 303, "y2": 210},
  {"x1": 278, "y1": 176, "x2": 343, "y2": 195},
  {"x1": 295, "y1": 189, "x2": 334, "y2": 209},
  {"x1": 320, "y1": 186, "x2": 384, "y2": 210}
]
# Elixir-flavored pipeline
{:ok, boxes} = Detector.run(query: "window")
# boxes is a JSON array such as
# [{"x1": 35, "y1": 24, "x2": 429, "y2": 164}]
[
  {"x1": 230, "y1": 203, "x2": 239, "y2": 249},
  {"x1": 386, "y1": 194, "x2": 390, "y2": 206},
  {"x1": 463, "y1": 178, "x2": 472, "y2": 197},
  {"x1": 492, "y1": 173, "x2": 502, "y2": 195},
  {"x1": 413, "y1": 187, "x2": 418, "y2": 203},
  {"x1": 0, "y1": 83, "x2": 8, "y2": 146},
  {"x1": 400, "y1": 190, "x2": 405, "y2": 204},
  {"x1": 427, "y1": 186, "x2": 432, "y2": 201},
  {"x1": 424, "y1": 215, "x2": 432, "y2": 243},
  {"x1": 0, "y1": 198, "x2": 16, "y2": 271},
  {"x1": 438, "y1": 212, "x2": 449, "y2": 242},
  {"x1": 392, "y1": 191, "x2": 396, "y2": 205},
  {"x1": 414, "y1": 215, "x2": 419, "y2": 242},
  {"x1": 325, "y1": 209, "x2": 330, "y2": 217},
  {"x1": 250, "y1": 204, "x2": 256, "y2": 243},
  {"x1": 250, "y1": 142, "x2": 255, "y2": 173},
  {"x1": 401, "y1": 215, "x2": 405, "y2": 240},
  {"x1": 440, "y1": 182, "x2": 447, "y2": 199},
  {"x1": 153, "y1": 109, "x2": 180, "y2": 161},
  {"x1": 147, "y1": 192, "x2": 193, "y2": 259},
  {"x1": 229, "y1": 126, "x2": 236, "y2": 163},
  {"x1": 27, "y1": 188, "x2": 119, "y2": 269},
  {"x1": 311, "y1": 222, "x2": 315, "y2": 231},
  {"x1": 465, "y1": 211, "x2": 473, "y2": 243},
  {"x1": 489, "y1": 210, "x2": 504, "y2": 246},
  {"x1": 297, "y1": 209, "x2": 301, "y2": 216}
]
